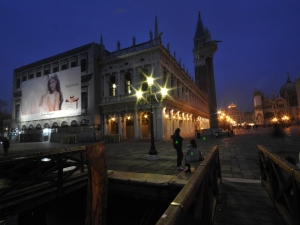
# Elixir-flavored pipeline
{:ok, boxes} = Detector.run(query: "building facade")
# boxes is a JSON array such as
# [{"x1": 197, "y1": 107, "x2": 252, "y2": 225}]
[
  {"x1": 11, "y1": 43, "x2": 101, "y2": 142},
  {"x1": 10, "y1": 14, "x2": 213, "y2": 142},
  {"x1": 99, "y1": 16, "x2": 210, "y2": 140},
  {"x1": 254, "y1": 76, "x2": 300, "y2": 126}
]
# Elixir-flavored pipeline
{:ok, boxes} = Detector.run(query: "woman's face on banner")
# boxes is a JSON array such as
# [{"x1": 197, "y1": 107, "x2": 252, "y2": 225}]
[{"x1": 49, "y1": 78, "x2": 57, "y2": 91}]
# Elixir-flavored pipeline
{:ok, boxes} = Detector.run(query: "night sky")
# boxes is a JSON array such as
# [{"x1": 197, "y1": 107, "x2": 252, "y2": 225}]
[{"x1": 1, "y1": 0, "x2": 299, "y2": 113}]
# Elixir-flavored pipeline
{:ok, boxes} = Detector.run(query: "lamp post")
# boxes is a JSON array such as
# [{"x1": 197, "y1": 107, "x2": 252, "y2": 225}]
[{"x1": 136, "y1": 76, "x2": 168, "y2": 156}]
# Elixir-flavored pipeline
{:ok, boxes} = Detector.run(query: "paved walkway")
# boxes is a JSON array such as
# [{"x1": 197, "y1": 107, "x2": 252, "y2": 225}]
[
  {"x1": 1, "y1": 126, "x2": 299, "y2": 224},
  {"x1": 3, "y1": 126, "x2": 299, "y2": 179}
]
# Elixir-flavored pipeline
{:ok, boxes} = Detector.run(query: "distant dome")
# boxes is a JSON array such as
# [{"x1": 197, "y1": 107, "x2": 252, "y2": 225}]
[
  {"x1": 280, "y1": 77, "x2": 296, "y2": 97},
  {"x1": 279, "y1": 76, "x2": 298, "y2": 107},
  {"x1": 228, "y1": 103, "x2": 236, "y2": 109}
]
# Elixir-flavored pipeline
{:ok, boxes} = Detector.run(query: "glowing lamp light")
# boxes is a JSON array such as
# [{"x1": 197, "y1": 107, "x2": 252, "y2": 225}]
[
  {"x1": 136, "y1": 90, "x2": 143, "y2": 99},
  {"x1": 147, "y1": 77, "x2": 154, "y2": 86},
  {"x1": 161, "y1": 88, "x2": 168, "y2": 97}
]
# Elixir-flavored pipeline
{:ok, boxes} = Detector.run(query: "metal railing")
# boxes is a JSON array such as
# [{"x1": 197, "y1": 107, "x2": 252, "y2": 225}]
[
  {"x1": 156, "y1": 145, "x2": 221, "y2": 225},
  {"x1": 258, "y1": 145, "x2": 300, "y2": 225}
]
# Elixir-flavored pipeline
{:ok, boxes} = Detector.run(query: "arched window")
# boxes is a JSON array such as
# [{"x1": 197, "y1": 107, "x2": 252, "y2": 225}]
[
  {"x1": 124, "y1": 72, "x2": 132, "y2": 94},
  {"x1": 71, "y1": 120, "x2": 78, "y2": 127},
  {"x1": 29, "y1": 124, "x2": 34, "y2": 130},
  {"x1": 44, "y1": 123, "x2": 49, "y2": 128},
  {"x1": 109, "y1": 76, "x2": 117, "y2": 96},
  {"x1": 61, "y1": 121, "x2": 68, "y2": 127},
  {"x1": 52, "y1": 122, "x2": 58, "y2": 128},
  {"x1": 36, "y1": 124, "x2": 41, "y2": 129},
  {"x1": 22, "y1": 125, "x2": 27, "y2": 130},
  {"x1": 140, "y1": 68, "x2": 148, "y2": 92}
]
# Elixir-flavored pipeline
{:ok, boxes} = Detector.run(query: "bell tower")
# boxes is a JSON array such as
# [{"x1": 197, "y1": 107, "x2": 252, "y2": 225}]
[
  {"x1": 193, "y1": 12, "x2": 211, "y2": 94},
  {"x1": 193, "y1": 12, "x2": 219, "y2": 130}
]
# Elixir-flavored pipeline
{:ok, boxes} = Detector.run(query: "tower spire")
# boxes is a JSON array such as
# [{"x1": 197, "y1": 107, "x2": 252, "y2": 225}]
[
  {"x1": 100, "y1": 35, "x2": 103, "y2": 45},
  {"x1": 194, "y1": 11, "x2": 206, "y2": 39}
]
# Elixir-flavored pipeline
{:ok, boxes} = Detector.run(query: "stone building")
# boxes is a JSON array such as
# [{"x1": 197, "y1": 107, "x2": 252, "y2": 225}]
[
  {"x1": 225, "y1": 103, "x2": 244, "y2": 125},
  {"x1": 254, "y1": 76, "x2": 300, "y2": 126},
  {"x1": 99, "y1": 15, "x2": 210, "y2": 140},
  {"x1": 11, "y1": 43, "x2": 101, "y2": 142},
  {"x1": 10, "y1": 13, "x2": 214, "y2": 142}
]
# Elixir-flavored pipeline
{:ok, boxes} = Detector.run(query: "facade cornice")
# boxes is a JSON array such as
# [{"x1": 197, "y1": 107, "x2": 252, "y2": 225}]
[{"x1": 14, "y1": 43, "x2": 95, "y2": 72}]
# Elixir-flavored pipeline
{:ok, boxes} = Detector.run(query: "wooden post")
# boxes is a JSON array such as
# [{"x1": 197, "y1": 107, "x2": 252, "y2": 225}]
[
  {"x1": 57, "y1": 153, "x2": 63, "y2": 195},
  {"x1": 85, "y1": 142, "x2": 108, "y2": 225}
]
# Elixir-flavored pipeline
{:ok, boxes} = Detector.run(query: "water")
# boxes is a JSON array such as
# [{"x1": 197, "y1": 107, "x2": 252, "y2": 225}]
[{"x1": 11, "y1": 188, "x2": 170, "y2": 225}]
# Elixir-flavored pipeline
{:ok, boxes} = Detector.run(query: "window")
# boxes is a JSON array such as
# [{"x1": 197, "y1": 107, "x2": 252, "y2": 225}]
[
  {"x1": 71, "y1": 61, "x2": 77, "y2": 68},
  {"x1": 15, "y1": 105, "x2": 20, "y2": 118},
  {"x1": 53, "y1": 66, "x2": 58, "y2": 73},
  {"x1": 61, "y1": 64, "x2": 67, "y2": 70},
  {"x1": 163, "y1": 71, "x2": 167, "y2": 84},
  {"x1": 44, "y1": 65, "x2": 50, "y2": 75},
  {"x1": 61, "y1": 121, "x2": 68, "y2": 127},
  {"x1": 16, "y1": 78, "x2": 20, "y2": 89},
  {"x1": 80, "y1": 58, "x2": 87, "y2": 72},
  {"x1": 110, "y1": 76, "x2": 117, "y2": 96},
  {"x1": 37, "y1": 71, "x2": 42, "y2": 77},
  {"x1": 71, "y1": 120, "x2": 78, "y2": 127},
  {"x1": 140, "y1": 68, "x2": 148, "y2": 92},
  {"x1": 124, "y1": 72, "x2": 131, "y2": 94},
  {"x1": 22, "y1": 76, "x2": 27, "y2": 82},
  {"x1": 81, "y1": 91, "x2": 88, "y2": 110},
  {"x1": 29, "y1": 74, "x2": 34, "y2": 79}
]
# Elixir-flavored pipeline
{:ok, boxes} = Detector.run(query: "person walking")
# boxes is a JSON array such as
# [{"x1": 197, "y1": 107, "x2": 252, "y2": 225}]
[
  {"x1": 172, "y1": 128, "x2": 184, "y2": 170},
  {"x1": 3, "y1": 137, "x2": 10, "y2": 156}
]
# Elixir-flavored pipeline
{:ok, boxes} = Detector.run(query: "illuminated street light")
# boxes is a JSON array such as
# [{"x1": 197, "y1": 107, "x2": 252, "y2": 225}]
[{"x1": 136, "y1": 76, "x2": 168, "y2": 156}]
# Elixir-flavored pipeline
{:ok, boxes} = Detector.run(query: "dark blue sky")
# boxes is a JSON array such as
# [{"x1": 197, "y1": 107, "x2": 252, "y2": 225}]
[{"x1": 1, "y1": 0, "x2": 299, "y2": 112}]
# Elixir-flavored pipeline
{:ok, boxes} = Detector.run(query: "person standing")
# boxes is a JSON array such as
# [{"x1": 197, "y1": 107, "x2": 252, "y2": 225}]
[
  {"x1": 3, "y1": 137, "x2": 10, "y2": 156},
  {"x1": 172, "y1": 128, "x2": 183, "y2": 170}
]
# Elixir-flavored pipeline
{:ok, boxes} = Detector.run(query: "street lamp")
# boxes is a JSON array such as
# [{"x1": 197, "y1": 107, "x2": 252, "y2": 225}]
[{"x1": 136, "y1": 76, "x2": 168, "y2": 156}]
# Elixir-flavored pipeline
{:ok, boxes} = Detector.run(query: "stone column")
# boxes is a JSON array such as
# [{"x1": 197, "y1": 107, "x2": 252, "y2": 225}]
[
  {"x1": 118, "y1": 113, "x2": 123, "y2": 139},
  {"x1": 134, "y1": 111, "x2": 139, "y2": 139},
  {"x1": 201, "y1": 41, "x2": 219, "y2": 129}
]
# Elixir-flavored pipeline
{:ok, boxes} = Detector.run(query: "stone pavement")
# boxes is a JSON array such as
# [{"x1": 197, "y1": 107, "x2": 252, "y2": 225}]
[
  {"x1": 1, "y1": 126, "x2": 299, "y2": 225},
  {"x1": 2, "y1": 126, "x2": 300, "y2": 179}
]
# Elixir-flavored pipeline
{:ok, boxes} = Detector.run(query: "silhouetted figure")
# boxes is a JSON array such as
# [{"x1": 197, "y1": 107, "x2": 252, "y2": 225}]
[
  {"x1": 3, "y1": 137, "x2": 9, "y2": 156},
  {"x1": 272, "y1": 124, "x2": 284, "y2": 137},
  {"x1": 171, "y1": 128, "x2": 183, "y2": 170}
]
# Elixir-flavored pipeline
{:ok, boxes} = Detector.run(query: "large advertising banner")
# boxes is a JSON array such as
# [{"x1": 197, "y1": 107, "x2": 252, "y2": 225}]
[{"x1": 21, "y1": 67, "x2": 81, "y2": 121}]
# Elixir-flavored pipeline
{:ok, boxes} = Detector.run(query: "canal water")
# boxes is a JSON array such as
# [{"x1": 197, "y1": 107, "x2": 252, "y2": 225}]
[{"x1": 3, "y1": 187, "x2": 171, "y2": 225}]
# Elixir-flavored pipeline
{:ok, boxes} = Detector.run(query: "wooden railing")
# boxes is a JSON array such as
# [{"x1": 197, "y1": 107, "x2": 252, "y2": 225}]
[
  {"x1": 0, "y1": 146, "x2": 88, "y2": 220},
  {"x1": 156, "y1": 145, "x2": 221, "y2": 225},
  {"x1": 257, "y1": 145, "x2": 300, "y2": 225}
]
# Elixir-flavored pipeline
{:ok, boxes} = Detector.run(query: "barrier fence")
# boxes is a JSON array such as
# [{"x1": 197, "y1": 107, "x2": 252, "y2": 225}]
[
  {"x1": 258, "y1": 145, "x2": 300, "y2": 225},
  {"x1": 156, "y1": 145, "x2": 221, "y2": 225}
]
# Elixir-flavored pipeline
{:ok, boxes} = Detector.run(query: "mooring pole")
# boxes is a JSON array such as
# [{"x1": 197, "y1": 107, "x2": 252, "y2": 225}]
[{"x1": 85, "y1": 142, "x2": 108, "y2": 225}]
